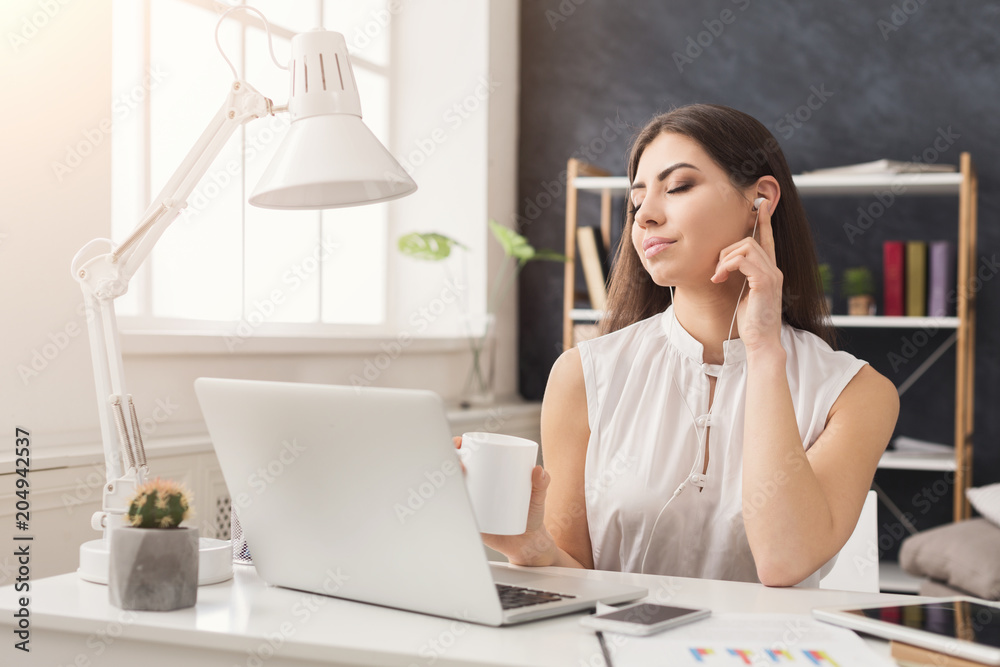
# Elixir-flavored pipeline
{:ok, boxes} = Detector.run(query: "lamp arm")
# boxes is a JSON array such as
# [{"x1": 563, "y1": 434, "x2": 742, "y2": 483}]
[
  {"x1": 70, "y1": 80, "x2": 273, "y2": 536},
  {"x1": 115, "y1": 81, "x2": 272, "y2": 279}
]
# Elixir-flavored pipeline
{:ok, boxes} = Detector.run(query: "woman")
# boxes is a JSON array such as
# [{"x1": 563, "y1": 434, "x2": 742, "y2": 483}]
[{"x1": 476, "y1": 104, "x2": 898, "y2": 587}]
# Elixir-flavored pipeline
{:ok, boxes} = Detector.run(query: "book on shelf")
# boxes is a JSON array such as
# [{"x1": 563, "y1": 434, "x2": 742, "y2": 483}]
[
  {"x1": 906, "y1": 241, "x2": 927, "y2": 317},
  {"x1": 803, "y1": 159, "x2": 957, "y2": 176},
  {"x1": 880, "y1": 239, "x2": 954, "y2": 319},
  {"x1": 576, "y1": 225, "x2": 608, "y2": 310},
  {"x1": 928, "y1": 240, "x2": 956, "y2": 317},
  {"x1": 884, "y1": 241, "x2": 905, "y2": 317}
]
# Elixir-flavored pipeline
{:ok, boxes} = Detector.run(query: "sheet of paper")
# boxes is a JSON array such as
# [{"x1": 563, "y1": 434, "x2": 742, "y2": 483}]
[{"x1": 598, "y1": 613, "x2": 896, "y2": 666}]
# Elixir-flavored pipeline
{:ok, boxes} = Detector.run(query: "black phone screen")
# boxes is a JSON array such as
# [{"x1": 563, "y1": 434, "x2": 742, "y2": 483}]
[
  {"x1": 849, "y1": 601, "x2": 1000, "y2": 648},
  {"x1": 596, "y1": 604, "x2": 702, "y2": 626}
]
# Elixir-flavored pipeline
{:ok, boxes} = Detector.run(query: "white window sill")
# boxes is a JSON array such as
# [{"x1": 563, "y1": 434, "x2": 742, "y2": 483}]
[
  {"x1": 0, "y1": 432, "x2": 214, "y2": 475},
  {"x1": 0, "y1": 400, "x2": 541, "y2": 474},
  {"x1": 120, "y1": 331, "x2": 473, "y2": 356}
]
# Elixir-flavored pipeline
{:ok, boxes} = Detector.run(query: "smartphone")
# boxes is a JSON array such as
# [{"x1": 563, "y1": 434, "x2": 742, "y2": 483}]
[{"x1": 579, "y1": 602, "x2": 711, "y2": 636}]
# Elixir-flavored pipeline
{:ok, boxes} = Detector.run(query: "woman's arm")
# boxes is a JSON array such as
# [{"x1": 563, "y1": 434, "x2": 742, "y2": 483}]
[
  {"x1": 711, "y1": 196, "x2": 898, "y2": 586},
  {"x1": 534, "y1": 348, "x2": 595, "y2": 569},
  {"x1": 478, "y1": 347, "x2": 593, "y2": 568},
  {"x1": 742, "y1": 348, "x2": 898, "y2": 586}
]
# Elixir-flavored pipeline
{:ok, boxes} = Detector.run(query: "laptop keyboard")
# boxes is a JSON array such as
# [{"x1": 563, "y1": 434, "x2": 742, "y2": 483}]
[{"x1": 496, "y1": 583, "x2": 576, "y2": 610}]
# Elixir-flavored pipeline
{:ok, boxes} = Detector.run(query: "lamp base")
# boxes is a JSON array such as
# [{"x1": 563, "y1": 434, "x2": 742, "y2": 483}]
[{"x1": 79, "y1": 536, "x2": 233, "y2": 586}]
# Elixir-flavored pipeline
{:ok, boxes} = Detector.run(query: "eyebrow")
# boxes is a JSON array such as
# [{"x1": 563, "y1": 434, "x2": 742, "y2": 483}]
[{"x1": 630, "y1": 162, "x2": 700, "y2": 191}]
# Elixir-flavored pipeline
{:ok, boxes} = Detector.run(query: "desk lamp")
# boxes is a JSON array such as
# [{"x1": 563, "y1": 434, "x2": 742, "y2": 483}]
[{"x1": 69, "y1": 7, "x2": 416, "y2": 585}]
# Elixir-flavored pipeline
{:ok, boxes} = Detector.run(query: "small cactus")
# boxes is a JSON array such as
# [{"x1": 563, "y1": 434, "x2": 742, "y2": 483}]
[{"x1": 126, "y1": 477, "x2": 192, "y2": 528}]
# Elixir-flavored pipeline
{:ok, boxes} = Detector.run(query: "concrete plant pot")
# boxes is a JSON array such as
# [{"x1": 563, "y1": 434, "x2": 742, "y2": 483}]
[
  {"x1": 847, "y1": 294, "x2": 876, "y2": 316},
  {"x1": 109, "y1": 526, "x2": 199, "y2": 611}
]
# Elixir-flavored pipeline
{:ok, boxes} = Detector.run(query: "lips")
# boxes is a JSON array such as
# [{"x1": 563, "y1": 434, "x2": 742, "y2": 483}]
[{"x1": 642, "y1": 236, "x2": 675, "y2": 258}]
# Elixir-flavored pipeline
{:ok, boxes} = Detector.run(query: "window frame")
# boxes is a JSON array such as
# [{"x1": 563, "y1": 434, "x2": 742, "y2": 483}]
[{"x1": 112, "y1": 0, "x2": 420, "y2": 347}]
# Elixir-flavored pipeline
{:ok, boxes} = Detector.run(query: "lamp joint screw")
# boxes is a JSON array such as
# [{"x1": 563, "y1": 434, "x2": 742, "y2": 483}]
[
  {"x1": 107, "y1": 484, "x2": 113, "y2": 492},
  {"x1": 78, "y1": 269, "x2": 86, "y2": 278},
  {"x1": 228, "y1": 110, "x2": 236, "y2": 119},
  {"x1": 233, "y1": 82, "x2": 241, "y2": 91}
]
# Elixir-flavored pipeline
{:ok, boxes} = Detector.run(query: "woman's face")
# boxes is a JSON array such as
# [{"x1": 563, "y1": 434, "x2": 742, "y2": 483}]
[{"x1": 629, "y1": 132, "x2": 753, "y2": 288}]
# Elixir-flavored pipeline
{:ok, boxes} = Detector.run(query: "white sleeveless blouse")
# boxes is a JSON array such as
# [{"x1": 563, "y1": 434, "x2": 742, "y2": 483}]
[{"x1": 577, "y1": 306, "x2": 867, "y2": 586}]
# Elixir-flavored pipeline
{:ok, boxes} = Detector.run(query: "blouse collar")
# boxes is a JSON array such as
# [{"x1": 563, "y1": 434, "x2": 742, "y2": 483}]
[{"x1": 660, "y1": 305, "x2": 747, "y2": 375}]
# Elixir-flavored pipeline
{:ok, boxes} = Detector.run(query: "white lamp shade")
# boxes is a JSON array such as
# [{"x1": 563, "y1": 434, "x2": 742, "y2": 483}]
[
  {"x1": 249, "y1": 114, "x2": 417, "y2": 209},
  {"x1": 249, "y1": 29, "x2": 416, "y2": 209}
]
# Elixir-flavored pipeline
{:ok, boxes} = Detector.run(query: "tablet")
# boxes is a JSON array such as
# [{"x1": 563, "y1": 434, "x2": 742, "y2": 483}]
[{"x1": 813, "y1": 596, "x2": 1000, "y2": 665}]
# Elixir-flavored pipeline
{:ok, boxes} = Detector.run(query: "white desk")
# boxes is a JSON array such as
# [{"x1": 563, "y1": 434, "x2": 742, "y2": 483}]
[{"x1": 0, "y1": 563, "x2": 925, "y2": 666}]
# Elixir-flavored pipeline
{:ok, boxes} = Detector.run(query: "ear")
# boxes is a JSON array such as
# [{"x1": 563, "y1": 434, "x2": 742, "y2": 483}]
[{"x1": 751, "y1": 177, "x2": 781, "y2": 216}]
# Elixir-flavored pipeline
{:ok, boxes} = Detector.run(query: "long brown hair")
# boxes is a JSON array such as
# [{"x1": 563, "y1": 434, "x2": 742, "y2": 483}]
[{"x1": 600, "y1": 104, "x2": 835, "y2": 347}]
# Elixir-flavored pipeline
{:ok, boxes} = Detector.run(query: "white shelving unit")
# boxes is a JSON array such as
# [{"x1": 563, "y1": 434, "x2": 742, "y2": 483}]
[
  {"x1": 877, "y1": 450, "x2": 957, "y2": 472},
  {"x1": 562, "y1": 155, "x2": 979, "y2": 592},
  {"x1": 879, "y1": 561, "x2": 925, "y2": 594},
  {"x1": 571, "y1": 311, "x2": 959, "y2": 330},
  {"x1": 828, "y1": 315, "x2": 958, "y2": 328}
]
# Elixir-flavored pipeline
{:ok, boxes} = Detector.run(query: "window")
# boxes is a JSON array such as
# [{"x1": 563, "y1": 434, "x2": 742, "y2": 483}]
[{"x1": 112, "y1": 0, "x2": 395, "y2": 335}]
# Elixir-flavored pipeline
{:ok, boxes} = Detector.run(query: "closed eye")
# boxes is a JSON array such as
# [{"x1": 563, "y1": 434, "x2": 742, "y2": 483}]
[{"x1": 629, "y1": 185, "x2": 692, "y2": 217}]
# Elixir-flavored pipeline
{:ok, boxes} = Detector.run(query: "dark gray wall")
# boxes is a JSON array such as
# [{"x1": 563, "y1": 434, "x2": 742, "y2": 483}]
[{"x1": 516, "y1": 0, "x2": 1000, "y2": 557}]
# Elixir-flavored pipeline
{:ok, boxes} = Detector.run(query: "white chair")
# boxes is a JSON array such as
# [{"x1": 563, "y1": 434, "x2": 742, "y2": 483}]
[{"x1": 819, "y1": 490, "x2": 880, "y2": 593}]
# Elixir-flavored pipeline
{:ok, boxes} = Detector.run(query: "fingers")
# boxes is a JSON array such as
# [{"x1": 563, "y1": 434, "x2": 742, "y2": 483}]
[
  {"x1": 712, "y1": 242, "x2": 770, "y2": 283},
  {"x1": 530, "y1": 465, "x2": 549, "y2": 496},
  {"x1": 526, "y1": 466, "x2": 549, "y2": 526},
  {"x1": 714, "y1": 237, "x2": 764, "y2": 275},
  {"x1": 479, "y1": 467, "x2": 553, "y2": 563},
  {"x1": 453, "y1": 436, "x2": 466, "y2": 474},
  {"x1": 713, "y1": 252, "x2": 782, "y2": 290},
  {"x1": 716, "y1": 198, "x2": 776, "y2": 270},
  {"x1": 756, "y1": 199, "x2": 777, "y2": 260},
  {"x1": 717, "y1": 236, "x2": 753, "y2": 261}
]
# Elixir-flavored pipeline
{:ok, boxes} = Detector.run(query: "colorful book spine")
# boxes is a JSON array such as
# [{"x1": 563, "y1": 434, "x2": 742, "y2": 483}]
[
  {"x1": 883, "y1": 241, "x2": 905, "y2": 317},
  {"x1": 905, "y1": 241, "x2": 927, "y2": 317},
  {"x1": 927, "y1": 240, "x2": 955, "y2": 317}
]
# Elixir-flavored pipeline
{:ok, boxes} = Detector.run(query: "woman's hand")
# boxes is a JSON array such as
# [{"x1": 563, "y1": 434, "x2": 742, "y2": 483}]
[
  {"x1": 710, "y1": 199, "x2": 785, "y2": 355},
  {"x1": 453, "y1": 436, "x2": 558, "y2": 566}
]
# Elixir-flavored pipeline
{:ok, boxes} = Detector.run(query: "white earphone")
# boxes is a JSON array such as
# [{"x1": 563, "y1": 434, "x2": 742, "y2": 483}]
[{"x1": 638, "y1": 195, "x2": 766, "y2": 574}]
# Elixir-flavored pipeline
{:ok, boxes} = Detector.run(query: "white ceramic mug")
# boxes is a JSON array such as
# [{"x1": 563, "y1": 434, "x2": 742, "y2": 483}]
[{"x1": 458, "y1": 432, "x2": 539, "y2": 535}]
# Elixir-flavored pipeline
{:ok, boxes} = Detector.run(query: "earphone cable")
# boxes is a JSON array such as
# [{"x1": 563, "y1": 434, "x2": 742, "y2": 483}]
[{"x1": 638, "y1": 203, "x2": 761, "y2": 574}]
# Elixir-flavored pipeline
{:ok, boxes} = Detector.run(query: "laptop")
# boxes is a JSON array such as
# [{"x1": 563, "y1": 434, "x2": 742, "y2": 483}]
[{"x1": 194, "y1": 377, "x2": 647, "y2": 627}]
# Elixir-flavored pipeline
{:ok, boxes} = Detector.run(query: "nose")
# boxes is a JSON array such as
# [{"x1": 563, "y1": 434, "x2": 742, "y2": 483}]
[{"x1": 633, "y1": 202, "x2": 659, "y2": 229}]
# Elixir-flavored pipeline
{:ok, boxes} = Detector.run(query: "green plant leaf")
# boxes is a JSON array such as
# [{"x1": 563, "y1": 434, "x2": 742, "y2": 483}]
[
  {"x1": 397, "y1": 232, "x2": 467, "y2": 261},
  {"x1": 531, "y1": 248, "x2": 569, "y2": 263},
  {"x1": 841, "y1": 266, "x2": 874, "y2": 297},
  {"x1": 818, "y1": 263, "x2": 833, "y2": 294},
  {"x1": 488, "y1": 220, "x2": 535, "y2": 261}
]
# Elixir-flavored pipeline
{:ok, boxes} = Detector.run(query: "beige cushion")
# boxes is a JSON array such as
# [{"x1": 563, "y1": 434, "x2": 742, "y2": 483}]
[
  {"x1": 918, "y1": 578, "x2": 967, "y2": 598},
  {"x1": 967, "y1": 482, "x2": 1000, "y2": 527},
  {"x1": 899, "y1": 518, "x2": 1000, "y2": 601}
]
